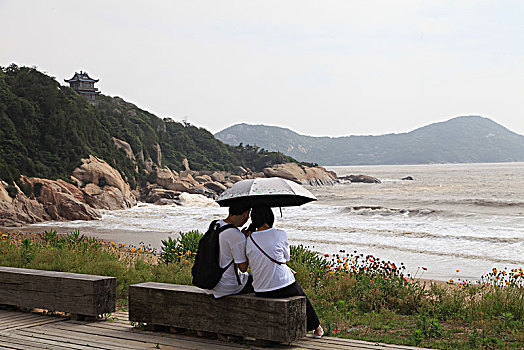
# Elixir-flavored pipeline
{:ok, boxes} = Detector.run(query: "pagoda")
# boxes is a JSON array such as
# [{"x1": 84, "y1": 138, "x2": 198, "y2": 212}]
[{"x1": 64, "y1": 71, "x2": 100, "y2": 101}]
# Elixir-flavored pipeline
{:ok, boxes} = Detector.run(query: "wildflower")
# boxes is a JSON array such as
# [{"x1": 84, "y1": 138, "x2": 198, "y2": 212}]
[
  {"x1": 324, "y1": 254, "x2": 329, "y2": 257},
  {"x1": 422, "y1": 267, "x2": 427, "y2": 271},
  {"x1": 456, "y1": 269, "x2": 460, "y2": 272},
  {"x1": 370, "y1": 280, "x2": 374, "y2": 283},
  {"x1": 144, "y1": 260, "x2": 148, "y2": 263}
]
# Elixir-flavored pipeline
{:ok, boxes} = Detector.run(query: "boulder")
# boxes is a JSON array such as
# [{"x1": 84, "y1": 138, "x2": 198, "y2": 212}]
[
  {"x1": 401, "y1": 176, "x2": 414, "y2": 181},
  {"x1": 210, "y1": 171, "x2": 226, "y2": 182},
  {"x1": 83, "y1": 183, "x2": 103, "y2": 196},
  {"x1": 21, "y1": 176, "x2": 100, "y2": 221},
  {"x1": 194, "y1": 175, "x2": 209, "y2": 184},
  {"x1": 204, "y1": 181, "x2": 227, "y2": 193},
  {"x1": 156, "y1": 167, "x2": 178, "y2": 189},
  {"x1": 85, "y1": 186, "x2": 136, "y2": 210},
  {"x1": 145, "y1": 188, "x2": 181, "y2": 203},
  {"x1": 0, "y1": 192, "x2": 50, "y2": 227},
  {"x1": 229, "y1": 175, "x2": 243, "y2": 183},
  {"x1": 180, "y1": 171, "x2": 197, "y2": 185},
  {"x1": 72, "y1": 155, "x2": 134, "y2": 199},
  {"x1": 222, "y1": 181, "x2": 234, "y2": 189},
  {"x1": 72, "y1": 155, "x2": 137, "y2": 209},
  {"x1": 263, "y1": 163, "x2": 338, "y2": 186},
  {"x1": 339, "y1": 174, "x2": 381, "y2": 183}
]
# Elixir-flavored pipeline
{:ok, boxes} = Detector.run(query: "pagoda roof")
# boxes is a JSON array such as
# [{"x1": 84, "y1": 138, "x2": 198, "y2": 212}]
[{"x1": 64, "y1": 71, "x2": 99, "y2": 83}]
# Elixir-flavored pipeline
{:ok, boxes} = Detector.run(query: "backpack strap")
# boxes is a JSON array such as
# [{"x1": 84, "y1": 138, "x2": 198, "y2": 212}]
[
  {"x1": 249, "y1": 234, "x2": 286, "y2": 265},
  {"x1": 216, "y1": 221, "x2": 242, "y2": 285}
]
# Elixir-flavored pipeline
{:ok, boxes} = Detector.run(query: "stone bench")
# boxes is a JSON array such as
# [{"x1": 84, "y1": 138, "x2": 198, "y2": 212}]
[
  {"x1": 0, "y1": 266, "x2": 116, "y2": 319},
  {"x1": 129, "y1": 282, "x2": 306, "y2": 343}
]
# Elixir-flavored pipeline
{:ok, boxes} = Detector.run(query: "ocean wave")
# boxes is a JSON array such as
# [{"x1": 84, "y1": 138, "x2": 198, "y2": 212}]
[
  {"x1": 425, "y1": 199, "x2": 524, "y2": 208},
  {"x1": 292, "y1": 237, "x2": 524, "y2": 265},
  {"x1": 341, "y1": 206, "x2": 437, "y2": 217},
  {"x1": 281, "y1": 223, "x2": 521, "y2": 244}
]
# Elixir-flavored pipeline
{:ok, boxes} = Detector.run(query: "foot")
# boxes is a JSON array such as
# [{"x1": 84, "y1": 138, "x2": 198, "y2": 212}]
[{"x1": 312, "y1": 325, "x2": 323, "y2": 339}]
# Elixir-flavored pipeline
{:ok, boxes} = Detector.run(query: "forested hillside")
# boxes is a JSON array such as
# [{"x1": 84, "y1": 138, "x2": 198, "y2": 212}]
[
  {"x1": 216, "y1": 117, "x2": 524, "y2": 165},
  {"x1": 0, "y1": 65, "x2": 294, "y2": 187}
]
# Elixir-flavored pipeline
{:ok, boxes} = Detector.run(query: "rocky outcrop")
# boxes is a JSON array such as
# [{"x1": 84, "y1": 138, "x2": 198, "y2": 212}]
[
  {"x1": 72, "y1": 155, "x2": 137, "y2": 209},
  {"x1": 0, "y1": 181, "x2": 51, "y2": 227},
  {"x1": 263, "y1": 163, "x2": 338, "y2": 186},
  {"x1": 339, "y1": 174, "x2": 381, "y2": 183},
  {"x1": 112, "y1": 137, "x2": 135, "y2": 162},
  {"x1": 21, "y1": 176, "x2": 101, "y2": 221}
]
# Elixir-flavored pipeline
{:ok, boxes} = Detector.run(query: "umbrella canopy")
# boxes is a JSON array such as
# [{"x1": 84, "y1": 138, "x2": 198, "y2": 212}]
[{"x1": 216, "y1": 177, "x2": 317, "y2": 207}]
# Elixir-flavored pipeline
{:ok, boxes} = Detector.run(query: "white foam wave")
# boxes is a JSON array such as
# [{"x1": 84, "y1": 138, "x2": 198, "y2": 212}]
[{"x1": 178, "y1": 193, "x2": 219, "y2": 207}]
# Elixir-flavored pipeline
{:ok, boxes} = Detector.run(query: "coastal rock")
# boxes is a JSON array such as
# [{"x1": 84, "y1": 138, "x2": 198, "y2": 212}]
[
  {"x1": 0, "y1": 191, "x2": 50, "y2": 227},
  {"x1": 72, "y1": 155, "x2": 137, "y2": 209},
  {"x1": 263, "y1": 163, "x2": 338, "y2": 186},
  {"x1": 204, "y1": 181, "x2": 227, "y2": 193},
  {"x1": 21, "y1": 176, "x2": 100, "y2": 221},
  {"x1": 145, "y1": 188, "x2": 181, "y2": 203},
  {"x1": 401, "y1": 176, "x2": 414, "y2": 180},
  {"x1": 156, "y1": 167, "x2": 178, "y2": 189},
  {"x1": 194, "y1": 175, "x2": 210, "y2": 184},
  {"x1": 112, "y1": 137, "x2": 136, "y2": 162},
  {"x1": 222, "y1": 181, "x2": 234, "y2": 189},
  {"x1": 0, "y1": 181, "x2": 11, "y2": 203},
  {"x1": 73, "y1": 155, "x2": 134, "y2": 197},
  {"x1": 145, "y1": 158, "x2": 155, "y2": 173},
  {"x1": 229, "y1": 175, "x2": 243, "y2": 183},
  {"x1": 86, "y1": 186, "x2": 135, "y2": 210},
  {"x1": 182, "y1": 158, "x2": 190, "y2": 171},
  {"x1": 210, "y1": 171, "x2": 227, "y2": 182},
  {"x1": 339, "y1": 174, "x2": 381, "y2": 183}
]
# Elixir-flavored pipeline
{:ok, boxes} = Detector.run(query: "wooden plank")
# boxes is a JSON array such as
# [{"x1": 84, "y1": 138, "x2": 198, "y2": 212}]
[
  {"x1": 44, "y1": 321, "x2": 249, "y2": 349},
  {"x1": 0, "y1": 332, "x2": 71, "y2": 350},
  {"x1": 6, "y1": 329, "x2": 106, "y2": 350},
  {"x1": 129, "y1": 282, "x2": 307, "y2": 343},
  {"x1": 20, "y1": 325, "x2": 145, "y2": 350},
  {"x1": 0, "y1": 266, "x2": 116, "y2": 317}
]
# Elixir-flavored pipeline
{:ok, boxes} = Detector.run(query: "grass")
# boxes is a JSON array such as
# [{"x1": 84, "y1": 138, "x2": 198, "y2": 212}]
[{"x1": 1, "y1": 230, "x2": 523, "y2": 349}]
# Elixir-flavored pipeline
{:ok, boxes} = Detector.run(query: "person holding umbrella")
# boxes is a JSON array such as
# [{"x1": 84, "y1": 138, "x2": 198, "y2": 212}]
[
  {"x1": 217, "y1": 177, "x2": 323, "y2": 338},
  {"x1": 245, "y1": 205, "x2": 324, "y2": 339}
]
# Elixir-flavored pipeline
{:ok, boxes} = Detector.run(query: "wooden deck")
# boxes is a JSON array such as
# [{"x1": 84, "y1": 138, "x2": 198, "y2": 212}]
[{"x1": 0, "y1": 309, "x2": 435, "y2": 350}]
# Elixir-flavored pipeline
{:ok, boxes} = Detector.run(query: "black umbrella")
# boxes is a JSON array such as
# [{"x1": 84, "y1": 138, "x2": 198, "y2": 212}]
[{"x1": 216, "y1": 177, "x2": 317, "y2": 208}]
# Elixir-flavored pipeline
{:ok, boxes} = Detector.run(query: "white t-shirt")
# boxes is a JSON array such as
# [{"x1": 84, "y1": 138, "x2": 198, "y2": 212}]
[
  {"x1": 246, "y1": 228, "x2": 295, "y2": 292},
  {"x1": 210, "y1": 220, "x2": 249, "y2": 298}
]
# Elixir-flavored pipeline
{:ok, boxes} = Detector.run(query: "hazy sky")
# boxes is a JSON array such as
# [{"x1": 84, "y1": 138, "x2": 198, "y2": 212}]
[{"x1": 1, "y1": 0, "x2": 523, "y2": 137}]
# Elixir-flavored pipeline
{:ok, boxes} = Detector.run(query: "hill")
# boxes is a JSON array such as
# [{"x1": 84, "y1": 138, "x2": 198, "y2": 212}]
[
  {"x1": 215, "y1": 117, "x2": 524, "y2": 165},
  {"x1": 0, "y1": 64, "x2": 295, "y2": 188}
]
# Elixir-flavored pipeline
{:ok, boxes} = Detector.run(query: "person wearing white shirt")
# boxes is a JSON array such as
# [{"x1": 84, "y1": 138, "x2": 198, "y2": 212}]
[
  {"x1": 210, "y1": 200, "x2": 254, "y2": 298},
  {"x1": 245, "y1": 205, "x2": 323, "y2": 339}
]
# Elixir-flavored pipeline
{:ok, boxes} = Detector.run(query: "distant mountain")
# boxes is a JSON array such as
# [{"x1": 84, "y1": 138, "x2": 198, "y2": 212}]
[{"x1": 215, "y1": 117, "x2": 524, "y2": 165}]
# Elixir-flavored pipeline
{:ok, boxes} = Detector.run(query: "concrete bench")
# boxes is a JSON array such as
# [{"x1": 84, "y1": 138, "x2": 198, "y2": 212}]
[
  {"x1": 129, "y1": 282, "x2": 306, "y2": 343},
  {"x1": 0, "y1": 266, "x2": 116, "y2": 319}
]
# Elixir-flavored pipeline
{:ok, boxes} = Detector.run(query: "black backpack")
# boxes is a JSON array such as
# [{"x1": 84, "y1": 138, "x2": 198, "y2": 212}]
[{"x1": 192, "y1": 220, "x2": 239, "y2": 289}]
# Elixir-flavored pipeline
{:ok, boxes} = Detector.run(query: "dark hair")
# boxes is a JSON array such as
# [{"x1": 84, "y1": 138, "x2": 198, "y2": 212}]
[
  {"x1": 228, "y1": 199, "x2": 251, "y2": 216},
  {"x1": 249, "y1": 205, "x2": 274, "y2": 231}
]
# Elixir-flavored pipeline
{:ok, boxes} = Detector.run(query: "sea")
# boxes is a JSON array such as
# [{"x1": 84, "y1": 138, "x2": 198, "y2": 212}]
[{"x1": 25, "y1": 162, "x2": 524, "y2": 282}]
